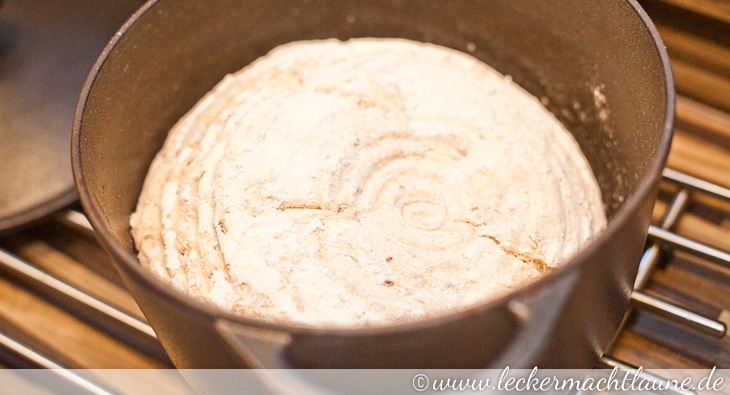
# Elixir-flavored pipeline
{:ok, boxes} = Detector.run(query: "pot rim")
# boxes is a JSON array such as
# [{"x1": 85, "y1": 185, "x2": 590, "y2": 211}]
[{"x1": 71, "y1": 0, "x2": 675, "y2": 338}]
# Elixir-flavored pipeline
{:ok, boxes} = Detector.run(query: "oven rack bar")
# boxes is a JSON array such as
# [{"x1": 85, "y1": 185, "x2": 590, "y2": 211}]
[
  {"x1": 0, "y1": 331, "x2": 120, "y2": 395},
  {"x1": 0, "y1": 247, "x2": 167, "y2": 362}
]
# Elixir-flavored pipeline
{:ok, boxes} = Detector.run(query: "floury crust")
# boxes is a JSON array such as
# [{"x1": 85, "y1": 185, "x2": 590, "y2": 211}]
[{"x1": 130, "y1": 38, "x2": 607, "y2": 328}]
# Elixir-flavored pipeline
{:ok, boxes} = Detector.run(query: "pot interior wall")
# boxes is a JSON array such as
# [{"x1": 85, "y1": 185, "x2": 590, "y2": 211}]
[{"x1": 77, "y1": 0, "x2": 668, "y2": 253}]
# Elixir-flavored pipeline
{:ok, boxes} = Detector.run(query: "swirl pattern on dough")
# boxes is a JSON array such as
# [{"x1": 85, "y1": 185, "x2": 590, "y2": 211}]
[{"x1": 130, "y1": 38, "x2": 606, "y2": 327}]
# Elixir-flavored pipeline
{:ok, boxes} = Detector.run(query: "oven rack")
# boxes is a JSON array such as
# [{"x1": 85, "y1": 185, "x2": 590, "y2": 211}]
[
  {"x1": 598, "y1": 168, "x2": 730, "y2": 371},
  {"x1": 0, "y1": 167, "x2": 727, "y2": 393}
]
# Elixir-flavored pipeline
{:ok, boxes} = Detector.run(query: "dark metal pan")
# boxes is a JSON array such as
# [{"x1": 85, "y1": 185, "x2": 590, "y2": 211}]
[
  {"x1": 0, "y1": 0, "x2": 144, "y2": 234},
  {"x1": 72, "y1": 0, "x2": 674, "y2": 370}
]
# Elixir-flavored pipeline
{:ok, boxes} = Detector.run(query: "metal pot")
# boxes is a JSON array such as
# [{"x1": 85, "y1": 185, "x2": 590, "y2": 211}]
[{"x1": 72, "y1": 0, "x2": 674, "y2": 369}]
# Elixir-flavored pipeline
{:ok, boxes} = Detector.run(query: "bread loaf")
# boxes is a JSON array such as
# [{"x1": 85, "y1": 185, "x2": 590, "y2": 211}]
[{"x1": 130, "y1": 38, "x2": 607, "y2": 327}]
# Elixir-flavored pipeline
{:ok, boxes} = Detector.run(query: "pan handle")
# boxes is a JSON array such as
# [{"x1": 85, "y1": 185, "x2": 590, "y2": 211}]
[
  {"x1": 214, "y1": 320, "x2": 292, "y2": 369},
  {"x1": 486, "y1": 268, "x2": 581, "y2": 368},
  {"x1": 214, "y1": 321, "x2": 340, "y2": 395}
]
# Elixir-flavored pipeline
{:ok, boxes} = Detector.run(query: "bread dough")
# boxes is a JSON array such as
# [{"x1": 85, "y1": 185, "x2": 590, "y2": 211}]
[{"x1": 130, "y1": 38, "x2": 607, "y2": 328}]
